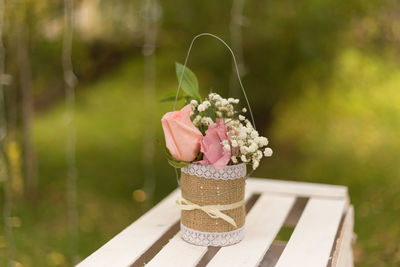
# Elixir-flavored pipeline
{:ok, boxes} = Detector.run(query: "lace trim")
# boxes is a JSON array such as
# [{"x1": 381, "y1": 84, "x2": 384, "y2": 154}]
[
  {"x1": 180, "y1": 223, "x2": 244, "y2": 247},
  {"x1": 181, "y1": 163, "x2": 246, "y2": 180}
]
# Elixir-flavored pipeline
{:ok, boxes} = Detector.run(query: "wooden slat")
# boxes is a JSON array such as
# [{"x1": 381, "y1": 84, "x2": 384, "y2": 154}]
[
  {"x1": 77, "y1": 189, "x2": 181, "y2": 267},
  {"x1": 275, "y1": 198, "x2": 347, "y2": 267},
  {"x1": 347, "y1": 245, "x2": 354, "y2": 267},
  {"x1": 247, "y1": 178, "x2": 348, "y2": 199},
  {"x1": 206, "y1": 194, "x2": 296, "y2": 267},
  {"x1": 332, "y1": 206, "x2": 354, "y2": 267},
  {"x1": 145, "y1": 233, "x2": 208, "y2": 267},
  {"x1": 145, "y1": 192, "x2": 257, "y2": 267}
]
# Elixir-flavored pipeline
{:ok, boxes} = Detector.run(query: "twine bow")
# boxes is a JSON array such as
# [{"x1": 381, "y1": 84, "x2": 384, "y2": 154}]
[{"x1": 176, "y1": 197, "x2": 245, "y2": 228}]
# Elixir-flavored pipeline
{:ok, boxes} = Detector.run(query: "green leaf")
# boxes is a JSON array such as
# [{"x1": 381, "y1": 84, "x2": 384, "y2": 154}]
[
  {"x1": 167, "y1": 159, "x2": 190, "y2": 168},
  {"x1": 203, "y1": 106, "x2": 216, "y2": 121},
  {"x1": 175, "y1": 62, "x2": 201, "y2": 101},
  {"x1": 160, "y1": 91, "x2": 184, "y2": 102},
  {"x1": 163, "y1": 146, "x2": 175, "y2": 160},
  {"x1": 194, "y1": 151, "x2": 203, "y2": 161},
  {"x1": 163, "y1": 145, "x2": 190, "y2": 168}
]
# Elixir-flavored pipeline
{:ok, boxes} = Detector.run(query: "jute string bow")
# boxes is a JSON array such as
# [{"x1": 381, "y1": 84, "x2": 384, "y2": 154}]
[{"x1": 176, "y1": 197, "x2": 245, "y2": 228}]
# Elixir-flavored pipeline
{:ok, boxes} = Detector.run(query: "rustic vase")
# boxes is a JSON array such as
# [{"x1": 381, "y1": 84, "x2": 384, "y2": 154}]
[{"x1": 179, "y1": 163, "x2": 246, "y2": 246}]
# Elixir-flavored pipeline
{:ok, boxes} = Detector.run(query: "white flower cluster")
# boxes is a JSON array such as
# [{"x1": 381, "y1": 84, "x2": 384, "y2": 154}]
[
  {"x1": 190, "y1": 93, "x2": 272, "y2": 170},
  {"x1": 190, "y1": 100, "x2": 213, "y2": 128},
  {"x1": 208, "y1": 93, "x2": 239, "y2": 118},
  {"x1": 226, "y1": 117, "x2": 273, "y2": 170},
  {"x1": 190, "y1": 93, "x2": 241, "y2": 130}
]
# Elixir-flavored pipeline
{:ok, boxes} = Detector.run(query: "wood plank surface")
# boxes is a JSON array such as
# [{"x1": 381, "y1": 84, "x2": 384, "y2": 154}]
[
  {"x1": 145, "y1": 233, "x2": 208, "y2": 267},
  {"x1": 77, "y1": 189, "x2": 180, "y2": 267},
  {"x1": 206, "y1": 194, "x2": 296, "y2": 267},
  {"x1": 145, "y1": 192, "x2": 257, "y2": 267},
  {"x1": 247, "y1": 178, "x2": 348, "y2": 199},
  {"x1": 78, "y1": 178, "x2": 351, "y2": 267},
  {"x1": 332, "y1": 206, "x2": 354, "y2": 267},
  {"x1": 275, "y1": 198, "x2": 347, "y2": 267}
]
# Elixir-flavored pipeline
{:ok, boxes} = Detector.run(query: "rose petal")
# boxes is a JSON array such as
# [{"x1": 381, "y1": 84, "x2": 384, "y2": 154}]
[
  {"x1": 212, "y1": 148, "x2": 231, "y2": 169},
  {"x1": 198, "y1": 118, "x2": 232, "y2": 169},
  {"x1": 161, "y1": 104, "x2": 203, "y2": 162}
]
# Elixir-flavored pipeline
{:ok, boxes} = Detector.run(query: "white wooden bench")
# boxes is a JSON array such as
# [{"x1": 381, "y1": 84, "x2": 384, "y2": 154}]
[{"x1": 77, "y1": 178, "x2": 354, "y2": 267}]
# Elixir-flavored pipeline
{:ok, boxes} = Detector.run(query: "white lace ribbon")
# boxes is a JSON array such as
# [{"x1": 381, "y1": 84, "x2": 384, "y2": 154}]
[{"x1": 176, "y1": 197, "x2": 245, "y2": 228}]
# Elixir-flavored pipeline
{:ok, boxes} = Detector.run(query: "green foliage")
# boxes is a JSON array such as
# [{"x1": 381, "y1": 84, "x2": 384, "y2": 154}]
[
  {"x1": 160, "y1": 91, "x2": 184, "y2": 102},
  {"x1": 175, "y1": 62, "x2": 201, "y2": 102},
  {"x1": 8, "y1": 49, "x2": 399, "y2": 266},
  {"x1": 166, "y1": 159, "x2": 189, "y2": 168},
  {"x1": 164, "y1": 146, "x2": 190, "y2": 168},
  {"x1": 159, "y1": 63, "x2": 201, "y2": 105},
  {"x1": 203, "y1": 105, "x2": 216, "y2": 121},
  {"x1": 264, "y1": 49, "x2": 400, "y2": 267},
  {"x1": 3, "y1": 0, "x2": 400, "y2": 266}
]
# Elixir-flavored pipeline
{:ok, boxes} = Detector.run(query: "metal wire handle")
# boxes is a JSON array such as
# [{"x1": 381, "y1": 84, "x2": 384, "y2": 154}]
[
  {"x1": 173, "y1": 32, "x2": 256, "y2": 130},
  {"x1": 172, "y1": 33, "x2": 256, "y2": 198}
]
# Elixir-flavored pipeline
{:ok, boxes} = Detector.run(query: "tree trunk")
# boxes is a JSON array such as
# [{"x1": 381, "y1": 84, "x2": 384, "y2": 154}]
[{"x1": 16, "y1": 6, "x2": 37, "y2": 197}]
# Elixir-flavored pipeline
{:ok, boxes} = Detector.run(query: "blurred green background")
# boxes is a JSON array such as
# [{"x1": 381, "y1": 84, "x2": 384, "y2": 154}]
[{"x1": 0, "y1": 0, "x2": 400, "y2": 266}]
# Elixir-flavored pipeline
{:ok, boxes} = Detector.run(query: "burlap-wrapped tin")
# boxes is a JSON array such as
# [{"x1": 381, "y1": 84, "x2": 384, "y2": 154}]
[{"x1": 179, "y1": 163, "x2": 246, "y2": 246}]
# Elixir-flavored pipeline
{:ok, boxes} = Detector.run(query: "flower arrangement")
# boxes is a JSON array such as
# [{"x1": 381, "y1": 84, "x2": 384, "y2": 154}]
[{"x1": 161, "y1": 63, "x2": 273, "y2": 171}]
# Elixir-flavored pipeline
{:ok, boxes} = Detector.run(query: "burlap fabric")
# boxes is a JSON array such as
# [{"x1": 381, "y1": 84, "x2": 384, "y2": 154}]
[{"x1": 180, "y1": 169, "x2": 246, "y2": 233}]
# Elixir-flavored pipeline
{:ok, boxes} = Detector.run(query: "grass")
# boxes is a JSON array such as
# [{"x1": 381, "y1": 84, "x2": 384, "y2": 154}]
[
  {"x1": 258, "y1": 49, "x2": 400, "y2": 266},
  {"x1": 0, "y1": 48, "x2": 399, "y2": 266},
  {"x1": 1, "y1": 56, "x2": 181, "y2": 266}
]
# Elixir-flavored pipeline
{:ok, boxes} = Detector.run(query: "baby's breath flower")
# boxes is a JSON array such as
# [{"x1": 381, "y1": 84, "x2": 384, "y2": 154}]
[
  {"x1": 193, "y1": 115, "x2": 201, "y2": 126},
  {"x1": 231, "y1": 156, "x2": 238, "y2": 164},
  {"x1": 242, "y1": 107, "x2": 247, "y2": 113},
  {"x1": 252, "y1": 160, "x2": 259, "y2": 170},
  {"x1": 250, "y1": 130, "x2": 259, "y2": 139},
  {"x1": 199, "y1": 117, "x2": 211, "y2": 126},
  {"x1": 220, "y1": 140, "x2": 230, "y2": 151},
  {"x1": 258, "y1": 137, "x2": 269, "y2": 146},
  {"x1": 240, "y1": 146, "x2": 249, "y2": 154},
  {"x1": 249, "y1": 143, "x2": 258, "y2": 153},
  {"x1": 239, "y1": 115, "x2": 245, "y2": 121},
  {"x1": 197, "y1": 103, "x2": 205, "y2": 112},
  {"x1": 225, "y1": 119, "x2": 234, "y2": 127},
  {"x1": 190, "y1": 99, "x2": 198, "y2": 107},
  {"x1": 231, "y1": 140, "x2": 238, "y2": 147},
  {"x1": 221, "y1": 99, "x2": 229, "y2": 106},
  {"x1": 264, "y1": 148, "x2": 273, "y2": 157},
  {"x1": 246, "y1": 120, "x2": 252, "y2": 128},
  {"x1": 209, "y1": 93, "x2": 221, "y2": 101},
  {"x1": 238, "y1": 130, "x2": 247, "y2": 140},
  {"x1": 241, "y1": 155, "x2": 249, "y2": 162}
]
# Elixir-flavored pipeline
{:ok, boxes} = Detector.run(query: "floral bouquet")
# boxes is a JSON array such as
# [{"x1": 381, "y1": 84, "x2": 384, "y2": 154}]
[{"x1": 161, "y1": 63, "x2": 273, "y2": 246}]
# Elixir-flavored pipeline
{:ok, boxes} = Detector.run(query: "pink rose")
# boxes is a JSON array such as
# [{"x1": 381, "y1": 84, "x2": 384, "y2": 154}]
[
  {"x1": 197, "y1": 118, "x2": 232, "y2": 169},
  {"x1": 161, "y1": 104, "x2": 203, "y2": 162}
]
